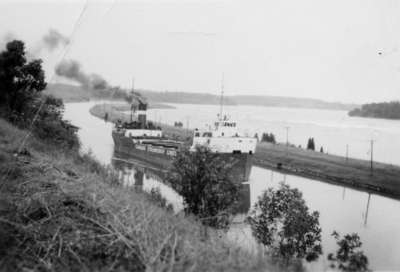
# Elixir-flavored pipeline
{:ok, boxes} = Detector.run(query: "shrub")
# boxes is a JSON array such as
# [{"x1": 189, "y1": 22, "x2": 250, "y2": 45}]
[
  {"x1": 167, "y1": 146, "x2": 240, "y2": 229},
  {"x1": 328, "y1": 231, "x2": 370, "y2": 272},
  {"x1": 248, "y1": 183, "x2": 322, "y2": 265}
]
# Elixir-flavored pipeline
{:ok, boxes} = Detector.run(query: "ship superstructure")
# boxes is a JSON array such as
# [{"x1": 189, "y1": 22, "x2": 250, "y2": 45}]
[
  {"x1": 191, "y1": 115, "x2": 256, "y2": 154},
  {"x1": 190, "y1": 74, "x2": 257, "y2": 155},
  {"x1": 112, "y1": 92, "x2": 183, "y2": 167}
]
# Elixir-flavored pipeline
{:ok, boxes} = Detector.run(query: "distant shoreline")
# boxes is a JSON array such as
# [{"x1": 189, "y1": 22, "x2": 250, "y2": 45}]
[{"x1": 46, "y1": 83, "x2": 358, "y2": 111}]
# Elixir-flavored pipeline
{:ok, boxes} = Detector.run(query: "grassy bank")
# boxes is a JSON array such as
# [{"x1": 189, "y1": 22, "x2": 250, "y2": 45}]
[
  {"x1": 0, "y1": 118, "x2": 270, "y2": 271},
  {"x1": 254, "y1": 143, "x2": 400, "y2": 199}
]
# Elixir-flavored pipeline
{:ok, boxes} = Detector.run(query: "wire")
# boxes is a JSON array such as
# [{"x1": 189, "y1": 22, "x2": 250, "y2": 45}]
[{"x1": 0, "y1": 0, "x2": 90, "y2": 185}]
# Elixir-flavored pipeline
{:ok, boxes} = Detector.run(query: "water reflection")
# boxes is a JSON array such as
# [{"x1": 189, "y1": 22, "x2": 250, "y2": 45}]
[
  {"x1": 112, "y1": 149, "x2": 400, "y2": 271},
  {"x1": 112, "y1": 150, "x2": 252, "y2": 215},
  {"x1": 249, "y1": 166, "x2": 400, "y2": 271}
]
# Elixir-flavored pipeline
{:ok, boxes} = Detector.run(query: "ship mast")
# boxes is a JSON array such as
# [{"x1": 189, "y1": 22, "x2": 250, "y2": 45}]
[
  {"x1": 219, "y1": 73, "x2": 224, "y2": 121},
  {"x1": 130, "y1": 77, "x2": 135, "y2": 122}
]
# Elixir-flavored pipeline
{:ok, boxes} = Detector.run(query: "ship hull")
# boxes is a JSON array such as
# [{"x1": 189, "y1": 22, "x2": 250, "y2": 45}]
[{"x1": 112, "y1": 131, "x2": 253, "y2": 182}]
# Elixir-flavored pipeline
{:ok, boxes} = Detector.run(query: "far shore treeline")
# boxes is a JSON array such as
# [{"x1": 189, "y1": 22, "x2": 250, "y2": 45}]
[
  {"x1": 349, "y1": 101, "x2": 400, "y2": 120},
  {"x1": 45, "y1": 83, "x2": 357, "y2": 111}
]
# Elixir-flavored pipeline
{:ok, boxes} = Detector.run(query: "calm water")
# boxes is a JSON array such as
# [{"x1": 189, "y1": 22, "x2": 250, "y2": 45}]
[{"x1": 64, "y1": 102, "x2": 400, "y2": 271}]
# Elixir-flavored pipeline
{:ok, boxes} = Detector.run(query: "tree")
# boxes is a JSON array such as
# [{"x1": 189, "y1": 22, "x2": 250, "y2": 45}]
[
  {"x1": 0, "y1": 40, "x2": 46, "y2": 120},
  {"x1": 0, "y1": 40, "x2": 79, "y2": 149},
  {"x1": 167, "y1": 146, "x2": 240, "y2": 229},
  {"x1": 261, "y1": 132, "x2": 276, "y2": 144},
  {"x1": 248, "y1": 183, "x2": 322, "y2": 264},
  {"x1": 307, "y1": 138, "x2": 315, "y2": 151},
  {"x1": 328, "y1": 232, "x2": 370, "y2": 272}
]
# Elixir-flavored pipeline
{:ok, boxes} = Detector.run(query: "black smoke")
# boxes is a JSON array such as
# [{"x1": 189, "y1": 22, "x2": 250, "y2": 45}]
[
  {"x1": 55, "y1": 59, "x2": 109, "y2": 90},
  {"x1": 42, "y1": 29, "x2": 69, "y2": 51}
]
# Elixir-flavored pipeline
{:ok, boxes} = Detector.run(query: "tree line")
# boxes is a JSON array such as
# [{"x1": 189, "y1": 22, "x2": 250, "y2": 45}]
[{"x1": 349, "y1": 101, "x2": 400, "y2": 119}]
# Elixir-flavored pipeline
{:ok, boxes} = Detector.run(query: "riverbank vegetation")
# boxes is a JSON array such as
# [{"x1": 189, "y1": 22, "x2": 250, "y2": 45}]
[
  {"x1": 248, "y1": 183, "x2": 323, "y2": 266},
  {"x1": 0, "y1": 118, "x2": 272, "y2": 271},
  {"x1": 167, "y1": 146, "x2": 241, "y2": 229},
  {"x1": 255, "y1": 143, "x2": 400, "y2": 199},
  {"x1": 349, "y1": 101, "x2": 400, "y2": 120},
  {"x1": 0, "y1": 40, "x2": 79, "y2": 150},
  {"x1": 328, "y1": 232, "x2": 370, "y2": 272}
]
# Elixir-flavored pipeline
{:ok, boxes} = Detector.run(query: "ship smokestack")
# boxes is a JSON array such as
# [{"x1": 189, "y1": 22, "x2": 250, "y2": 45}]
[{"x1": 138, "y1": 101, "x2": 147, "y2": 129}]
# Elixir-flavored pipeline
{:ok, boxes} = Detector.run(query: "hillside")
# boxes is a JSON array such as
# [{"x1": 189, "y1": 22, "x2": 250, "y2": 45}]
[
  {"x1": 230, "y1": 95, "x2": 357, "y2": 111},
  {"x1": 45, "y1": 83, "x2": 357, "y2": 110},
  {"x1": 137, "y1": 89, "x2": 237, "y2": 105},
  {"x1": 0, "y1": 118, "x2": 270, "y2": 271},
  {"x1": 349, "y1": 101, "x2": 400, "y2": 119}
]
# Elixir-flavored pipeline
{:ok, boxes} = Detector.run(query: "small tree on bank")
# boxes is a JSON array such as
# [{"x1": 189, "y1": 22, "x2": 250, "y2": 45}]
[
  {"x1": 167, "y1": 146, "x2": 240, "y2": 229},
  {"x1": 261, "y1": 132, "x2": 276, "y2": 144},
  {"x1": 307, "y1": 138, "x2": 315, "y2": 150},
  {"x1": 248, "y1": 183, "x2": 322, "y2": 265},
  {"x1": 328, "y1": 232, "x2": 370, "y2": 272}
]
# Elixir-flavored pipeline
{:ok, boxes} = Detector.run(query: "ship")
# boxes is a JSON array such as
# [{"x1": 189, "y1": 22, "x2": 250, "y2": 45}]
[
  {"x1": 112, "y1": 93, "x2": 184, "y2": 169},
  {"x1": 112, "y1": 80, "x2": 257, "y2": 182}
]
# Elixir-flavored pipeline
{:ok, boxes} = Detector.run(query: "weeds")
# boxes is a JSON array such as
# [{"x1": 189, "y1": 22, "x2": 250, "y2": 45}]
[{"x1": 0, "y1": 118, "x2": 270, "y2": 272}]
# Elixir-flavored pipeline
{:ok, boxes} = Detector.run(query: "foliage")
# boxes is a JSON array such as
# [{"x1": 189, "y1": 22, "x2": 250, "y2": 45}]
[
  {"x1": 32, "y1": 95, "x2": 80, "y2": 149},
  {"x1": 0, "y1": 120, "x2": 270, "y2": 272},
  {"x1": 0, "y1": 40, "x2": 46, "y2": 116},
  {"x1": 349, "y1": 101, "x2": 400, "y2": 119},
  {"x1": 261, "y1": 132, "x2": 276, "y2": 144},
  {"x1": 248, "y1": 182, "x2": 322, "y2": 264},
  {"x1": 328, "y1": 231, "x2": 370, "y2": 272},
  {"x1": 149, "y1": 187, "x2": 174, "y2": 212},
  {"x1": 307, "y1": 138, "x2": 315, "y2": 150},
  {"x1": 0, "y1": 40, "x2": 79, "y2": 149},
  {"x1": 174, "y1": 121, "x2": 183, "y2": 128},
  {"x1": 167, "y1": 146, "x2": 240, "y2": 229}
]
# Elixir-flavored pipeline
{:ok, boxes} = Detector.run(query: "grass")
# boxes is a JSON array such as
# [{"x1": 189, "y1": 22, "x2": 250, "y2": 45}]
[
  {"x1": 254, "y1": 142, "x2": 400, "y2": 199},
  {"x1": 0, "y1": 118, "x2": 272, "y2": 271}
]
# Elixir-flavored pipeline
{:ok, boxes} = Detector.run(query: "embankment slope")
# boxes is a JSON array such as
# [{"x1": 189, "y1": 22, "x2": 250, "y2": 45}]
[{"x1": 0, "y1": 118, "x2": 269, "y2": 271}]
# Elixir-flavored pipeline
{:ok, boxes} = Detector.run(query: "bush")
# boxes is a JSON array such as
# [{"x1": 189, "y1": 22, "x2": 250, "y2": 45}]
[
  {"x1": 167, "y1": 146, "x2": 240, "y2": 229},
  {"x1": 149, "y1": 187, "x2": 174, "y2": 212},
  {"x1": 32, "y1": 95, "x2": 79, "y2": 149},
  {"x1": 248, "y1": 183, "x2": 322, "y2": 265},
  {"x1": 328, "y1": 231, "x2": 370, "y2": 272}
]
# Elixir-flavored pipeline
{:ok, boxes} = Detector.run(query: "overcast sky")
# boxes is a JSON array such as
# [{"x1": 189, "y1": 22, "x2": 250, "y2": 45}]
[{"x1": 1, "y1": 0, "x2": 400, "y2": 103}]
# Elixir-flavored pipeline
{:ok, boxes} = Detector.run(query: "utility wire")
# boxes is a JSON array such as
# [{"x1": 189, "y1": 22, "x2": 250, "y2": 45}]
[{"x1": 0, "y1": 0, "x2": 90, "y2": 185}]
